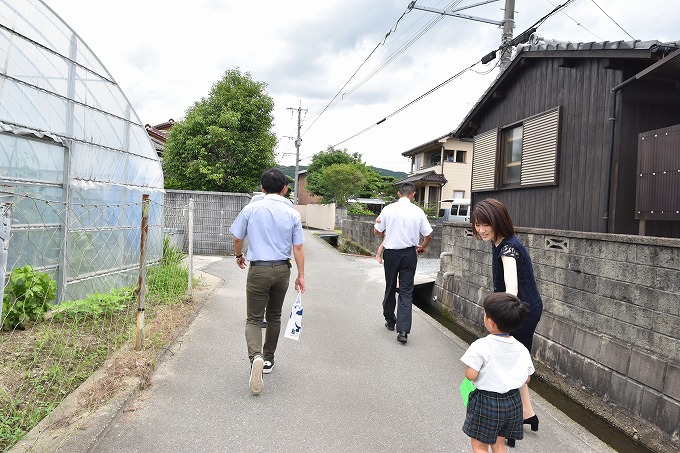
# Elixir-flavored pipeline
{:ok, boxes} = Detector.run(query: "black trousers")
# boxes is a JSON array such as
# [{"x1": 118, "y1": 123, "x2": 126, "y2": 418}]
[{"x1": 382, "y1": 247, "x2": 417, "y2": 333}]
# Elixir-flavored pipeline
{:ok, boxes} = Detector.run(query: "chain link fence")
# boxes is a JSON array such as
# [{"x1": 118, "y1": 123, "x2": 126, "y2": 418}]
[{"x1": 0, "y1": 190, "x2": 195, "y2": 451}]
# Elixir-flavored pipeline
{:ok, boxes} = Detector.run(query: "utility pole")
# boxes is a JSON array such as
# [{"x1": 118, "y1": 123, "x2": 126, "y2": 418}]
[
  {"x1": 287, "y1": 101, "x2": 307, "y2": 205},
  {"x1": 499, "y1": 0, "x2": 516, "y2": 71},
  {"x1": 408, "y1": 0, "x2": 518, "y2": 71}
]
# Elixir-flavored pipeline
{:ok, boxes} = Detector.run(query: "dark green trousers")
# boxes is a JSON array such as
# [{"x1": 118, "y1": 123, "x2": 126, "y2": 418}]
[{"x1": 245, "y1": 264, "x2": 291, "y2": 361}]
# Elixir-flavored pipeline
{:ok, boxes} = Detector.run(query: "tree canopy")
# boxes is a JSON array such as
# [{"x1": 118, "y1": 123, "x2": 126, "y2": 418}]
[
  {"x1": 305, "y1": 147, "x2": 398, "y2": 205},
  {"x1": 162, "y1": 68, "x2": 277, "y2": 192}
]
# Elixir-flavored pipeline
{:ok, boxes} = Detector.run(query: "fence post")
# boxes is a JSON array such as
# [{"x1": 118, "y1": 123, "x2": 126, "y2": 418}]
[
  {"x1": 135, "y1": 194, "x2": 150, "y2": 351},
  {"x1": 0, "y1": 190, "x2": 14, "y2": 325},
  {"x1": 187, "y1": 197, "x2": 194, "y2": 295}
]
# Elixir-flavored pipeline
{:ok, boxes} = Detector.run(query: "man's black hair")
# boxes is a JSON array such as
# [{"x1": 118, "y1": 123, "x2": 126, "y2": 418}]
[
  {"x1": 261, "y1": 168, "x2": 288, "y2": 194},
  {"x1": 399, "y1": 182, "x2": 416, "y2": 197},
  {"x1": 483, "y1": 292, "x2": 527, "y2": 333}
]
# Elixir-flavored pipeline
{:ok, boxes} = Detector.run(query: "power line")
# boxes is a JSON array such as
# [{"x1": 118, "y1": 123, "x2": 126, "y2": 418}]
[
  {"x1": 303, "y1": 1, "x2": 464, "y2": 134},
  {"x1": 590, "y1": 0, "x2": 635, "y2": 41},
  {"x1": 543, "y1": 0, "x2": 603, "y2": 41},
  {"x1": 301, "y1": 6, "x2": 413, "y2": 136},
  {"x1": 328, "y1": 0, "x2": 577, "y2": 149}
]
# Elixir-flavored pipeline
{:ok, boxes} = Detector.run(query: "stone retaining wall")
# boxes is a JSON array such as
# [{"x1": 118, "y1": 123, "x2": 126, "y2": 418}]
[
  {"x1": 342, "y1": 215, "x2": 442, "y2": 258},
  {"x1": 342, "y1": 217, "x2": 680, "y2": 451},
  {"x1": 435, "y1": 223, "x2": 679, "y2": 448}
]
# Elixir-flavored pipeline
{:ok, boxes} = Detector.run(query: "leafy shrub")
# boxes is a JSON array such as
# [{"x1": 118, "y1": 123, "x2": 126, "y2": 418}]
[
  {"x1": 2, "y1": 266, "x2": 57, "y2": 330},
  {"x1": 347, "y1": 203, "x2": 374, "y2": 216},
  {"x1": 51, "y1": 288, "x2": 134, "y2": 321},
  {"x1": 422, "y1": 205, "x2": 438, "y2": 218}
]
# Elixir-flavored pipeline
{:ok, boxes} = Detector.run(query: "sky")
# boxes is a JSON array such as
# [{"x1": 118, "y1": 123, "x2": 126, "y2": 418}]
[{"x1": 45, "y1": 0, "x2": 680, "y2": 173}]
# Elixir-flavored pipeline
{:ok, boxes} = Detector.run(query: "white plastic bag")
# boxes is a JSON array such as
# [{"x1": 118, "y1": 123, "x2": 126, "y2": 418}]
[{"x1": 284, "y1": 291, "x2": 303, "y2": 341}]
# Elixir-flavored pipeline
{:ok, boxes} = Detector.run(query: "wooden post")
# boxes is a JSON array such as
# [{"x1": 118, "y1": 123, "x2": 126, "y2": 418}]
[
  {"x1": 0, "y1": 191, "x2": 13, "y2": 325},
  {"x1": 135, "y1": 194, "x2": 150, "y2": 351}
]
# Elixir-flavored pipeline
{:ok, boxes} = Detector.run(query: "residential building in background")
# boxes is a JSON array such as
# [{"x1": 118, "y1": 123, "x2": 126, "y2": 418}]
[{"x1": 397, "y1": 134, "x2": 473, "y2": 211}]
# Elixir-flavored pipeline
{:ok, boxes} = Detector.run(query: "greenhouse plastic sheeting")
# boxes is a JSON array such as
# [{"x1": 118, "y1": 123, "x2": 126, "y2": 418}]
[{"x1": 0, "y1": 0, "x2": 165, "y2": 301}]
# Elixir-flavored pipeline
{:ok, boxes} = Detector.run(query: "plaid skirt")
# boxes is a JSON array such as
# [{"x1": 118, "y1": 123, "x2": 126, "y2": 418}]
[{"x1": 463, "y1": 388, "x2": 523, "y2": 444}]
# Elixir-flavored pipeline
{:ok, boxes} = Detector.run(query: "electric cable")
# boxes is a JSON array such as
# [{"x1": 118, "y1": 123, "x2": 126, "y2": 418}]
[
  {"x1": 301, "y1": 6, "x2": 413, "y2": 135},
  {"x1": 328, "y1": 0, "x2": 577, "y2": 149},
  {"x1": 544, "y1": 0, "x2": 604, "y2": 41},
  {"x1": 304, "y1": 1, "x2": 464, "y2": 128},
  {"x1": 590, "y1": 0, "x2": 635, "y2": 40}
]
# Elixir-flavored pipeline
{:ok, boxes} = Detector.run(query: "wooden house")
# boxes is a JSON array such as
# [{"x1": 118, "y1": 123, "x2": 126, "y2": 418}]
[{"x1": 455, "y1": 38, "x2": 680, "y2": 238}]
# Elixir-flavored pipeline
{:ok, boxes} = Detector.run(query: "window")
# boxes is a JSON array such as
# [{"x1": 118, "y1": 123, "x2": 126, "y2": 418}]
[
  {"x1": 453, "y1": 190, "x2": 465, "y2": 199},
  {"x1": 445, "y1": 150, "x2": 467, "y2": 163},
  {"x1": 501, "y1": 125, "x2": 523, "y2": 186},
  {"x1": 471, "y1": 107, "x2": 560, "y2": 192},
  {"x1": 415, "y1": 156, "x2": 422, "y2": 170}
]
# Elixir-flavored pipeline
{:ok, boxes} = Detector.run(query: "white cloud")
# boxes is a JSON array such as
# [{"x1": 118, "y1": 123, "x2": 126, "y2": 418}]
[{"x1": 46, "y1": 0, "x2": 680, "y2": 172}]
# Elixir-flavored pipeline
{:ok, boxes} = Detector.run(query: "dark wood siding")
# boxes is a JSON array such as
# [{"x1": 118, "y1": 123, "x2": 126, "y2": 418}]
[
  {"x1": 471, "y1": 58, "x2": 620, "y2": 232},
  {"x1": 612, "y1": 79, "x2": 680, "y2": 235}
]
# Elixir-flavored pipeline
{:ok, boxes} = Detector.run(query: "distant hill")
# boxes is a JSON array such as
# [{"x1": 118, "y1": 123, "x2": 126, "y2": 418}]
[
  {"x1": 278, "y1": 165, "x2": 406, "y2": 186},
  {"x1": 369, "y1": 166, "x2": 407, "y2": 179}
]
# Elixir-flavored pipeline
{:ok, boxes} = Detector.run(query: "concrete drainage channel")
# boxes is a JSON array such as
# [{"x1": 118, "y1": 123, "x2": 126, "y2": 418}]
[{"x1": 412, "y1": 283, "x2": 655, "y2": 453}]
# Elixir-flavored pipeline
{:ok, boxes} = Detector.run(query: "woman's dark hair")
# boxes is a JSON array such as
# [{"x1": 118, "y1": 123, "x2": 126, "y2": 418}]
[
  {"x1": 260, "y1": 168, "x2": 288, "y2": 194},
  {"x1": 483, "y1": 292, "x2": 527, "y2": 333},
  {"x1": 470, "y1": 198, "x2": 515, "y2": 241}
]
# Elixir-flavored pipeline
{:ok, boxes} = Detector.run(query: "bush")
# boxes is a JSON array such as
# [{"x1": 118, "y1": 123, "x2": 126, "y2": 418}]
[
  {"x1": 51, "y1": 288, "x2": 135, "y2": 321},
  {"x1": 347, "y1": 203, "x2": 374, "y2": 216},
  {"x1": 2, "y1": 266, "x2": 57, "y2": 330}
]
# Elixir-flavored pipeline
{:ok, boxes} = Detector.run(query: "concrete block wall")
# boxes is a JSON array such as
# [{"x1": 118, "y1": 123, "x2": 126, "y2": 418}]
[
  {"x1": 435, "y1": 223, "x2": 680, "y2": 442},
  {"x1": 342, "y1": 216, "x2": 442, "y2": 258},
  {"x1": 165, "y1": 190, "x2": 249, "y2": 255}
]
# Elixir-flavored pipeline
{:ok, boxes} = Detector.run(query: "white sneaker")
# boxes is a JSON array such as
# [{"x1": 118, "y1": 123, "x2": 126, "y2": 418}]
[{"x1": 249, "y1": 355, "x2": 264, "y2": 395}]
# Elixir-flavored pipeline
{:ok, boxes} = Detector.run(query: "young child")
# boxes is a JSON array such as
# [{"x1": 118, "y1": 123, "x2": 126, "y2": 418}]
[
  {"x1": 374, "y1": 216, "x2": 385, "y2": 264},
  {"x1": 461, "y1": 292, "x2": 535, "y2": 453},
  {"x1": 376, "y1": 238, "x2": 385, "y2": 264}
]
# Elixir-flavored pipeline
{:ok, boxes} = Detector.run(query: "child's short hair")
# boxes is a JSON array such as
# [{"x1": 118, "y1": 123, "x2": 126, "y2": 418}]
[{"x1": 483, "y1": 292, "x2": 527, "y2": 333}]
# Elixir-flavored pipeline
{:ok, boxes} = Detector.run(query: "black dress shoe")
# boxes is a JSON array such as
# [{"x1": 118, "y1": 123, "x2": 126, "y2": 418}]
[
  {"x1": 397, "y1": 331, "x2": 408, "y2": 343},
  {"x1": 385, "y1": 321, "x2": 395, "y2": 331},
  {"x1": 524, "y1": 414, "x2": 539, "y2": 431}
]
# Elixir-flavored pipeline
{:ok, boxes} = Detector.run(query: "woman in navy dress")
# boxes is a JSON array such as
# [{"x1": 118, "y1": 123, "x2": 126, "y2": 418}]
[{"x1": 470, "y1": 198, "x2": 543, "y2": 445}]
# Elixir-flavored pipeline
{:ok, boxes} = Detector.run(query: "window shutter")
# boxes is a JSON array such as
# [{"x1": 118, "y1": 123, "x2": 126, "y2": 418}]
[
  {"x1": 471, "y1": 128, "x2": 498, "y2": 192},
  {"x1": 521, "y1": 107, "x2": 560, "y2": 186}
]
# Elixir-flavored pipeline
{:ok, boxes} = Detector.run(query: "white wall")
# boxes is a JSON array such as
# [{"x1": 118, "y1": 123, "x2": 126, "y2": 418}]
[{"x1": 300, "y1": 203, "x2": 336, "y2": 230}]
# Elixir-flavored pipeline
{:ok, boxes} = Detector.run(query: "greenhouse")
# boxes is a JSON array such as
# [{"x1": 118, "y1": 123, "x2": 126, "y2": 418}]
[{"x1": 0, "y1": 0, "x2": 165, "y2": 301}]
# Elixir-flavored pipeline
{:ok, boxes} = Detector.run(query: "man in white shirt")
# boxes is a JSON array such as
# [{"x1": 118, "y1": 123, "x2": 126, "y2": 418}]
[{"x1": 373, "y1": 182, "x2": 433, "y2": 344}]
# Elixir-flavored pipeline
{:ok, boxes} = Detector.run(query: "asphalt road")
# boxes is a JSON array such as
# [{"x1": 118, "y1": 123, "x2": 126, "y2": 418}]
[{"x1": 89, "y1": 230, "x2": 615, "y2": 453}]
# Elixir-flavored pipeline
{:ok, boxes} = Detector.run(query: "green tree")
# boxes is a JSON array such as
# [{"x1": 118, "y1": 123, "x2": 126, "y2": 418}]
[
  {"x1": 357, "y1": 172, "x2": 399, "y2": 201},
  {"x1": 162, "y1": 68, "x2": 277, "y2": 192},
  {"x1": 319, "y1": 163, "x2": 366, "y2": 206},
  {"x1": 306, "y1": 147, "x2": 402, "y2": 204}
]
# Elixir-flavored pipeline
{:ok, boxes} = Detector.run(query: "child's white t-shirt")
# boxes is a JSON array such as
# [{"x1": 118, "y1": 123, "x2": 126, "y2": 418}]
[{"x1": 460, "y1": 334, "x2": 535, "y2": 393}]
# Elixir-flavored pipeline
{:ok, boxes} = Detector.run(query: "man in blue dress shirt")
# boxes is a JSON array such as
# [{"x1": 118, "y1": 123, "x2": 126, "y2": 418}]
[{"x1": 230, "y1": 169, "x2": 305, "y2": 395}]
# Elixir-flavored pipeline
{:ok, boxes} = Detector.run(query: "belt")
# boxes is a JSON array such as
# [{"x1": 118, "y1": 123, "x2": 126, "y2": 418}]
[{"x1": 250, "y1": 260, "x2": 290, "y2": 267}]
